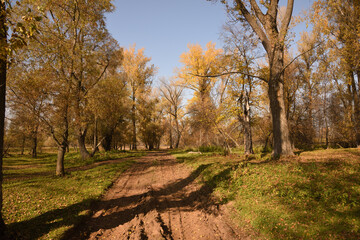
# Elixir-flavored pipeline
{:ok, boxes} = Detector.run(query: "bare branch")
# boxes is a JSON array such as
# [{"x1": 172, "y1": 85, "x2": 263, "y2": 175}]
[
  {"x1": 269, "y1": 0, "x2": 279, "y2": 17},
  {"x1": 84, "y1": 60, "x2": 110, "y2": 96},
  {"x1": 249, "y1": 0, "x2": 266, "y2": 25},
  {"x1": 280, "y1": 0, "x2": 295, "y2": 42},
  {"x1": 188, "y1": 71, "x2": 267, "y2": 82},
  {"x1": 281, "y1": 40, "x2": 324, "y2": 75},
  {"x1": 234, "y1": 0, "x2": 271, "y2": 53}
]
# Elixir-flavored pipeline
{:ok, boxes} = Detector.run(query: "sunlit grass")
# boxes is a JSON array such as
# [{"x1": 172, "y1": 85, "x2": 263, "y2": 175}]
[
  {"x1": 172, "y1": 148, "x2": 360, "y2": 239},
  {"x1": 2, "y1": 150, "x2": 143, "y2": 239}
]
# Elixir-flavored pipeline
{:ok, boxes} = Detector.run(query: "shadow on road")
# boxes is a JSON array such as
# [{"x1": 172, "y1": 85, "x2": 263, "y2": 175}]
[{"x1": 7, "y1": 152, "x2": 229, "y2": 240}]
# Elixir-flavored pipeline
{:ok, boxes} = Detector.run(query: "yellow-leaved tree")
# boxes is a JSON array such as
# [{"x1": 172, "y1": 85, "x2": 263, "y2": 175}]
[
  {"x1": 122, "y1": 45, "x2": 157, "y2": 150},
  {"x1": 310, "y1": 0, "x2": 360, "y2": 147},
  {"x1": 177, "y1": 42, "x2": 223, "y2": 147}
]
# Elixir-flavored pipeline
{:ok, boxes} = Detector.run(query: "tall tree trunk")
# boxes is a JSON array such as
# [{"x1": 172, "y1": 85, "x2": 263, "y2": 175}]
[
  {"x1": 56, "y1": 144, "x2": 66, "y2": 176},
  {"x1": 131, "y1": 96, "x2": 137, "y2": 150},
  {"x1": 263, "y1": 132, "x2": 272, "y2": 152},
  {"x1": 93, "y1": 117, "x2": 99, "y2": 153},
  {"x1": 199, "y1": 129, "x2": 203, "y2": 147},
  {"x1": 21, "y1": 135, "x2": 25, "y2": 155},
  {"x1": 78, "y1": 129, "x2": 90, "y2": 160},
  {"x1": 0, "y1": 2, "x2": 7, "y2": 237},
  {"x1": 54, "y1": 105, "x2": 69, "y2": 176},
  {"x1": 31, "y1": 131, "x2": 37, "y2": 158},
  {"x1": 268, "y1": 48, "x2": 293, "y2": 157},
  {"x1": 232, "y1": 0, "x2": 294, "y2": 157},
  {"x1": 102, "y1": 131, "x2": 113, "y2": 152},
  {"x1": 174, "y1": 112, "x2": 181, "y2": 148},
  {"x1": 75, "y1": 91, "x2": 91, "y2": 159},
  {"x1": 157, "y1": 137, "x2": 161, "y2": 150},
  {"x1": 243, "y1": 92, "x2": 254, "y2": 154},
  {"x1": 356, "y1": 71, "x2": 360, "y2": 147},
  {"x1": 350, "y1": 71, "x2": 360, "y2": 147},
  {"x1": 325, "y1": 118, "x2": 329, "y2": 149},
  {"x1": 305, "y1": 69, "x2": 315, "y2": 144},
  {"x1": 169, "y1": 110, "x2": 173, "y2": 149},
  {"x1": 175, "y1": 132, "x2": 181, "y2": 148}
]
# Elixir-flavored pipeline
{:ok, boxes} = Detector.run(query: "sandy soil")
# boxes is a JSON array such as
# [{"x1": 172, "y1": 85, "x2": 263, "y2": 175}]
[{"x1": 67, "y1": 151, "x2": 250, "y2": 240}]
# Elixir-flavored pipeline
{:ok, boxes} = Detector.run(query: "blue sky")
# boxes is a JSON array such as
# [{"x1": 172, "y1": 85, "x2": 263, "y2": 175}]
[{"x1": 105, "y1": 0, "x2": 313, "y2": 81}]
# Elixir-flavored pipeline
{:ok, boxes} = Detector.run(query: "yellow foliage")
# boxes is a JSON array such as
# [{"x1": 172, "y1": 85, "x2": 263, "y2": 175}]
[{"x1": 177, "y1": 41, "x2": 223, "y2": 95}]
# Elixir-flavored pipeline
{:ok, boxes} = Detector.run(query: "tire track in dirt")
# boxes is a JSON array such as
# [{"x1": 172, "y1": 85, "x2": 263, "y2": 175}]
[{"x1": 66, "y1": 151, "x2": 251, "y2": 240}]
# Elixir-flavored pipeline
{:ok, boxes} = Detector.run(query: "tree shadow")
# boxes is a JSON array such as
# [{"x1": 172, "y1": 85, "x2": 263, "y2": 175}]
[
  {"x1": 63, "y1": 163, "x2": 225, "y2": 239},
  {"x1": 7, "y1": 157, "x2": 229, "y2": 240},
  {"x1": 7, "y1": 198, "x2": 96, "y2": 240},
  {"x1": 4, "y1": 157, "x2": 137, "y2": 182},
  {"x1": 269, "y1": 160, "x2": 360, "y2": 239}
]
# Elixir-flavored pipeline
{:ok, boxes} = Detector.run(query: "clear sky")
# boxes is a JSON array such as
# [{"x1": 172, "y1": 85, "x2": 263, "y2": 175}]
[{"x1": 105, "y1": 0, "x2": 313, "y2": 81}]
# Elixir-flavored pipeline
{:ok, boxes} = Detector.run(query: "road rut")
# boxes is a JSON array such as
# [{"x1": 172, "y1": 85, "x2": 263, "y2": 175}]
[{"x1": 67, "y1": 151, "x2": 250, "y2": 240}]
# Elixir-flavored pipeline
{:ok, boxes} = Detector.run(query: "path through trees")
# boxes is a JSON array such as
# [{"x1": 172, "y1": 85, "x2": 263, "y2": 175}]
[{"x1": 66, "y1": 152, "x2": 249, "y2": 240}]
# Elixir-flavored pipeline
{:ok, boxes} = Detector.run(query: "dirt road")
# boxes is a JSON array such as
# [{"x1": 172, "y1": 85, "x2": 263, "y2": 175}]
[{"x1": 68, "y1": 151, "x2": 249, "y2": 240}]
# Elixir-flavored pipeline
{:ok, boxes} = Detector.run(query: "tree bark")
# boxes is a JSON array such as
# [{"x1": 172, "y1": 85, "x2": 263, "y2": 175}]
[
  {"x1": 169, "y1": 109, "x2": 173, "y2": 149},
  {"x1": 31, "y1": 132, "x2": 37, "y2": 158},
  {"x1": 356, "y1": 71, "x2": 360, "y2": 147},
  {"x1": 243, "y1": 93, "x2": 254, "y2": 154},
  {"x1": 78, "y1": 129, "x2": 91, "y2": 160},
  {"x1": 56, "y1": 144, "x2": 66, "y2": 176},
  {"x1": 93, "y1": 117, "x2": 99, "y2": 153},
  {"x1": 350, "y1": 71, "x2": 360, "y2": 147},
  {"x1": 174, "y1": 112, "x2": 181, "y2": 148},
  {"x1": 148, "y1": 143, "x2": 154, "y2": 150},
  {"x1": 53, "y1": 103, "x2": 69, "y2": 176},
  {"x1": 31, "y1": 125, "x2": 38, "y2": 158},
  {"x1": 131, "y1": 96, "x2": 137, "y2": 150},
  {"x1": 21, "y1": 135, "x2": 25, "y2": 155},
  {"x1": 233, "y1": 0, "x2": 294, "y2": 157},
  {"x1": 0, "y1": 2, "x2": 7, "y2": 237},
  {"x1": 325, "y1": 118, "x2": 329, "y2": 149},
  {"x1": 102, "y1": 131, "x2": 113, "y2": 152},
  {"x1": 268, "y1": 48, "x2": 293, "y2": 157}
]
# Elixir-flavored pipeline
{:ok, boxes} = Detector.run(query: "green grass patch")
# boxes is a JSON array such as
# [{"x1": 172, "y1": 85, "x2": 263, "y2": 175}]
[
  {"x1": 172, "y1": 148, "x2": 360, "y2": 239},
  {"x1": 3, "y1": 150, "x2": 142, "y2": 239}
]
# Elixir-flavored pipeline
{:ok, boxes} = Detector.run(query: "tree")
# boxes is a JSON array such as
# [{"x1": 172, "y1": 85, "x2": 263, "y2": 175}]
[
  {"x1": 222, "y1": 22, "x2": 261, "y2": 154},
  {"x1": 122, "y1": 46, "x2": 156, "y2": 150},
  {"x1": 87, "y1": 71, "x2": 130, "y2": 152},
  {"x1": 14, "y1": 2, "x2": 74, "y2": 176},
  {"x1": 0, "y1": 2, "x2": 7, "y2": 235},
  {"x1": 284, "y1": 31, "x2": 323, "y2": 148},
  {"x1": 178, "y1": 42, "x2": 223, "y2": 146},
  {"x1": 7, "y1": 50, "x2": 51, "y2": 158},
  {"x1": 311, "y1": 0, "x2": 360, "y2": 147},
  {"x1": 53, "y1": 0, "x2": 117, "y2": 160},
  {"x1": 216, "y1": 0, "x2": 295, "y2": 156},
  {"x1": 7, "y1": 0, "x2": 118, "y2": 174},
  {"x1": 159, "y1": 78, "x2": 184, "y2": 148},
  {"x1": 138, "y1": 91, "x2": 164, "y2": 150},
  {"x1": 0, "y1": 1, "x2": 41, "y2": 236}
]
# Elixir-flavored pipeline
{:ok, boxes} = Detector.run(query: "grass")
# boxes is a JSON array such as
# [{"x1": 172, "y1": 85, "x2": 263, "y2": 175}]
[
  {"x1": 171, "y1": 148, "x2": 360, "y2": 239},
  {"x1": 2, "y1": 150, "x2": 145, "y2": 239}
]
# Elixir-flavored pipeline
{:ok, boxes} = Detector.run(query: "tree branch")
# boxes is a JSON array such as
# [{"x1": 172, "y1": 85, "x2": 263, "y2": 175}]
[
  {"x1": 281, "y1": 40, "x2": 324, "y2": 75},
  {"x1": 269, "y1": 0, "x2": 278, "y2": 17},
  {"x1": 234, "y1": 0, "x2": 271, "y2": 53},
  {"x1": 279, "y1": 0, "x2": 294, "y2": 43},
  {"x1": 249, "y1": 0, "x2": 266, "y2": 26},
  {"x1": 189, "y1": 71, "x2": 267, "y2": 82},
  {"x1": 84, "y1": 60, "x2": 110, "y2": 96}
]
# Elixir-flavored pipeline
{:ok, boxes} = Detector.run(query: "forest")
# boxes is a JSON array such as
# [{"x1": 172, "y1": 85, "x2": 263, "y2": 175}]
[{"x1": 0, "y1": 0, "x2": 359, "y2": 239}]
